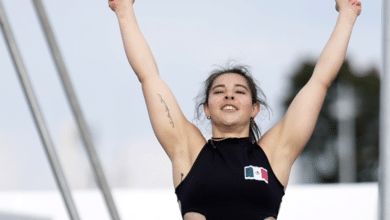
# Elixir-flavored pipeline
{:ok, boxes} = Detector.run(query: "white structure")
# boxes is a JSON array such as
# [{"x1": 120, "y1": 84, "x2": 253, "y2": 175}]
[
  {"x1": 0, "y1": 183, "x2": 378, "y2": 220},
  {"x1": 335, "y1": 82, "x2": 357, "y2": 183}
]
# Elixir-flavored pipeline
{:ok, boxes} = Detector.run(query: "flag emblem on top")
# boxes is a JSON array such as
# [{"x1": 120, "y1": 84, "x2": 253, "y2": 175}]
[{"x1": 244, "y1": 165, "x2": 268, "y2": 183}]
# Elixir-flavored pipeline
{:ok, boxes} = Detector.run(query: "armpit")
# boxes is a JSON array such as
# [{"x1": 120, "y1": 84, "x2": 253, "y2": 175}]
[{"x1": 184, "y1": 212, "x2": 206, "y2": 220}]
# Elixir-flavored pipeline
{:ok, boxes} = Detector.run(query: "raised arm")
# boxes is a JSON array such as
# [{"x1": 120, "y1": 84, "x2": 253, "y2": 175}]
[
  {"x1": 109, "y1": 0, "x2": 202, "y2": 159},
  {"x1": 260, "y1": 0, "x2": 362, "y2": 164},
  {"x1": 109, "y1": 0, "x2": 158, "y2": 82},
  {"x1": 312, "y1": 0, "x2": 361, "y2": 89}
]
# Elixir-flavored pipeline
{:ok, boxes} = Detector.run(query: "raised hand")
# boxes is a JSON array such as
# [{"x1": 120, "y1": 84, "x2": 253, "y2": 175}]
[
  {"x1": 109, "y1": 0, "x2": 135, "y2": 13},
  {"x1": 335, "y1": 0, "x2": 362, "y2": 16}
]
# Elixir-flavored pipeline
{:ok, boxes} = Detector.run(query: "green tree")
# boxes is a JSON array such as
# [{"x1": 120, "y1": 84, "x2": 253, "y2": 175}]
[{"x1": 283, "y1": 59, "x2": 380, "y2": 183}]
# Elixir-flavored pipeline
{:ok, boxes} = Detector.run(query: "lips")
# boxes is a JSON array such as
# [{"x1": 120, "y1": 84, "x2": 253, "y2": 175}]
[{"x1": 221, "y1": 104, "x2": 238, "y2": 111}]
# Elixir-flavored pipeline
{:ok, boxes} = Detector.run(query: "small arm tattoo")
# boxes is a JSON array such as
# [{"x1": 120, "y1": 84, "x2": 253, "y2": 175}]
[{"x1": 158, "y1": 94, "x2": 175, "y2": 128}]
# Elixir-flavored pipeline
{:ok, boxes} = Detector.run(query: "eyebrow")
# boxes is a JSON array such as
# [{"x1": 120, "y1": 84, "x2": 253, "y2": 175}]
[{"x1": 211, "y1": 84, "x2": 249, "y2": 92}]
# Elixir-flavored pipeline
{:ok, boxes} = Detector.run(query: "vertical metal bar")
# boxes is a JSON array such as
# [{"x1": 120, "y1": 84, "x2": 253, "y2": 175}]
[
  {"x1": 31, "y1": 1, "x2": 121, "y2": 219},
  {"x1": 0, "y1": 1, "x2": 80, "y2": 220},
  {"x1": 380, "y1": 0, "x2": 390, "y2": 219}
]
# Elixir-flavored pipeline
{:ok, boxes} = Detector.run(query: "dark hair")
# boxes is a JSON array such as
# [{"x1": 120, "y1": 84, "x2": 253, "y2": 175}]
[{"x1": 194, "y1": 61, "x2": 271, "y2": 143}]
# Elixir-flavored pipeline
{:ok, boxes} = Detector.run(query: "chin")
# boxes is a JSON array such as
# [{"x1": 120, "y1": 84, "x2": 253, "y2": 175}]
[
  {"x1": 221, "y1": 118, "x2": 240, "y2": 127},
  {"x1": 221, "y1": 122, "x2": 236, "y2": 127}
]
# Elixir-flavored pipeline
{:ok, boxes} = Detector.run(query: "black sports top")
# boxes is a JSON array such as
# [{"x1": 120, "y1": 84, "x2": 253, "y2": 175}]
[{"x1": 175, "y1": 137, "x2": 285, "y2": 220}]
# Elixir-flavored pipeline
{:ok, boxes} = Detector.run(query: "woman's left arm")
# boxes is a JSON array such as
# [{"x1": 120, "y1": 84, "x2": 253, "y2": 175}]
[
  {"x1": 265, "y1": 0, "x2": 362, "y2": 163},
  {"x1": 312, "y1": 0, "x2": 361, "y2": 89}
]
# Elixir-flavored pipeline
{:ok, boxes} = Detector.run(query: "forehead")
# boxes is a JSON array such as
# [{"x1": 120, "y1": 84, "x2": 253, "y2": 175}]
[{"x1": 212, "y1": 73, "x2": 248, "y2": 86}]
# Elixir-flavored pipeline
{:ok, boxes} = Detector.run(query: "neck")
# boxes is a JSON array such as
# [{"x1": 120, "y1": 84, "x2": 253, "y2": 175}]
[{"x1": 211, "y1": 125, "x2": 250, "y2": 139}]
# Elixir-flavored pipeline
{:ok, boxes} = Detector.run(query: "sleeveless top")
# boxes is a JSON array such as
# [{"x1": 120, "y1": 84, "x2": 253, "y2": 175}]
[{"x1": 175, "y1": 137, "x2": 285, "y2": 220}]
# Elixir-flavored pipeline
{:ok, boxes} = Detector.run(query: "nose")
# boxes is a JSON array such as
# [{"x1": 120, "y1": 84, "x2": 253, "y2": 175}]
[{"x1": 225, "y1": 96, "x2": 234, "y2": 100}]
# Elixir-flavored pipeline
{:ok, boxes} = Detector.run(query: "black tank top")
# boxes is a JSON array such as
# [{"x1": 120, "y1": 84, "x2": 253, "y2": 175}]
[{"x1": 175, "y1": 137, "x2": 285, "y2": 219}]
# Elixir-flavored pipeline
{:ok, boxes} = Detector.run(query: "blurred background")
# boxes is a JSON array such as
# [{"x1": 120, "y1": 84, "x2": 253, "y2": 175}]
[{"x1": 0, "y1": 0, "x2": 381, "y2": 219}]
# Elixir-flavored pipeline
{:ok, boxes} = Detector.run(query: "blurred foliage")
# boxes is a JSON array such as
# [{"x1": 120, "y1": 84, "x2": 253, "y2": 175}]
[{"x1": 283, "y1": 59, "x2": 380, "y2": 183}]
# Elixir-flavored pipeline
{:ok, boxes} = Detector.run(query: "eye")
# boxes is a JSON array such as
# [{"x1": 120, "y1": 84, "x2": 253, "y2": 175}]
[
  {"x1": 236, "y1": 91, "x2": 246, "y2": 94},
  {"x1": 214, "y1": 91, "x2": 223, "y2": 94}
]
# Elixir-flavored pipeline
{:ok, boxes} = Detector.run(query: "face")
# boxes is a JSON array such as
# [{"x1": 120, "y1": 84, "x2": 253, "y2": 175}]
[{"x1": 204, "y1": 73, "x2": 260, "y2": 127}]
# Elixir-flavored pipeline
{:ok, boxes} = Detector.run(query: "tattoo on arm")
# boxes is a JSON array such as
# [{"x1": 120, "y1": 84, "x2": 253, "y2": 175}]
[{"x1": 158, "y1": 94, "x2": 175, "y2": 128}]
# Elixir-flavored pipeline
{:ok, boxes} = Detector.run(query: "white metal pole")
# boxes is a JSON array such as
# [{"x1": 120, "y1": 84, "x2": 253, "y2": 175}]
[
  {"x1": 31, "y1": 1, "x2": 120, "y2": 219},
  {"x1": 379, "y1": 0, "x2": 390, "y2": 219},
  {"x1": 0, "y1": 1, "x2": 80, "y2": 219}
]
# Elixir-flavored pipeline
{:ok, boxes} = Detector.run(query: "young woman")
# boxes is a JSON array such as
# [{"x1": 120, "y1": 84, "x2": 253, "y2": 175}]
[{"x1": 109, "y1": 0, "x2": 362, "y2": 219}]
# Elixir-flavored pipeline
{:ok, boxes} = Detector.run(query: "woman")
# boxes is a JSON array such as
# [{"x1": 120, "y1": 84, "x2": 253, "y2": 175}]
[{"x1": 109, "y1": 0, "x2": 362, "y2": 219}]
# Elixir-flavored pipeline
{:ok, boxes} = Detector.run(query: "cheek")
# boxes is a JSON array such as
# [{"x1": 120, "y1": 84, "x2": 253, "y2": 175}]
[
  {"x1": 241, "y1": 95, "x2": 252, "y2": 103},
  {"x1": 241, "y1": 98, "x2": 254, "y2": 112},
  {"x1": 242, "y1": 103, "x2": 253, "y2": 113},
  {"x1": 208, "y1": 96, "x2": 222, "y2": 111}
]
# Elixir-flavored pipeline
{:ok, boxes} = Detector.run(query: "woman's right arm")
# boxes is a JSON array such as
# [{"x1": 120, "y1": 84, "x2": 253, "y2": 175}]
[
  {"x1": 109, "y1": 0, "x2": 202, "y2": 159},
  {"x1": 109, "y1": 0, "x2": 157, "y2": 82}
]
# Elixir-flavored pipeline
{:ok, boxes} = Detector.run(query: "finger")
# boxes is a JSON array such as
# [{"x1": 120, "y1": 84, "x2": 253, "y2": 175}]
[
  {"x1": 108, "y1": 2, "x2": 116, "y2": 11},
  {"x1": 356, "y1": 1, "x2": 362, "y2": 15},
  {"x1": 353, "y1": 0, "x2": 361, "y2": 6}
]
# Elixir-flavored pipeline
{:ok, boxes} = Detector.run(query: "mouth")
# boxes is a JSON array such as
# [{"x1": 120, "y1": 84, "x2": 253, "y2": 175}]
[{"x1": 221, "y1": 104, "x2": 238, "y2": 112}]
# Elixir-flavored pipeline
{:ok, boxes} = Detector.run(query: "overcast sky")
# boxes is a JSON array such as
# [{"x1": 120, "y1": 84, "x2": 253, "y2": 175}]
[{"x1": 0, "y1": 0, "x2": 381, "y2": 190}]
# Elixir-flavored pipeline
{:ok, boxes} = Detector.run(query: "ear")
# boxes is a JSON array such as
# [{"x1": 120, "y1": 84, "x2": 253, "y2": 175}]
[
  {"x1": 203, "y1": 103, "x2": 210, "y2": 118},
  {"x1": 251, "y1": 102, "x2": 260, "y2": 118}
]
